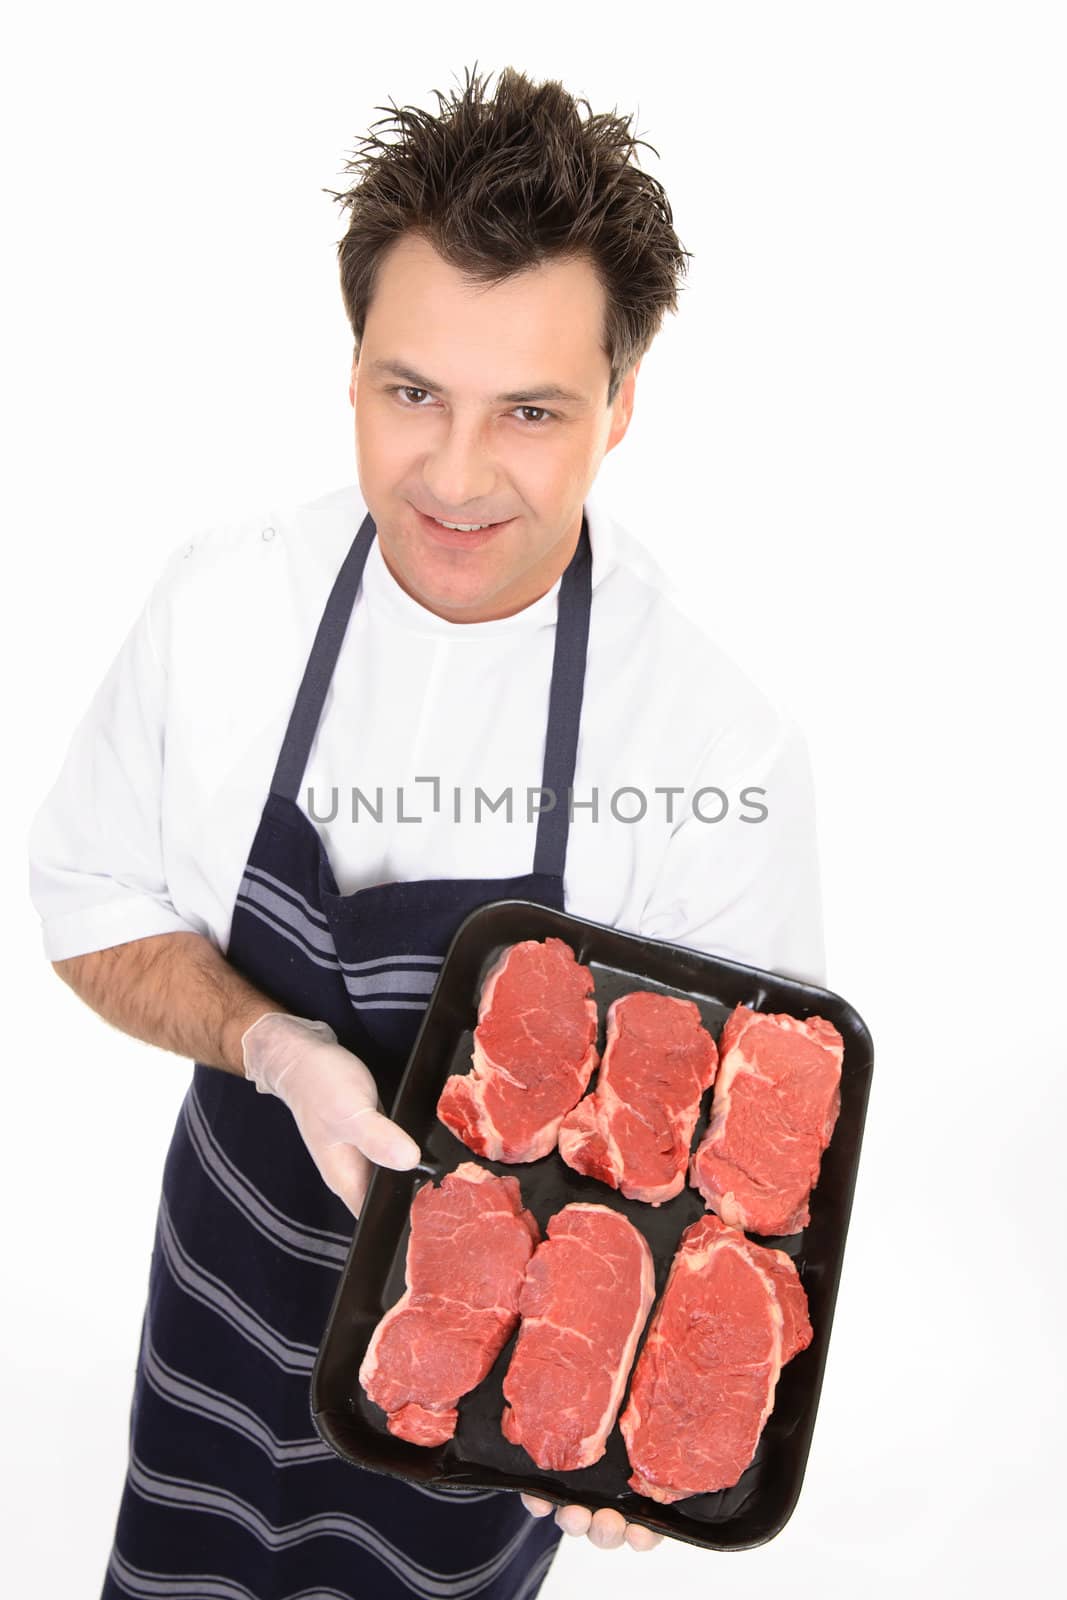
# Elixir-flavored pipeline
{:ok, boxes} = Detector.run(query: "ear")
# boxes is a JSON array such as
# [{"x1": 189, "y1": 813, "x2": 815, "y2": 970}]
[
  {"x1": 605, "y1": 361, "x2": 640, "y2": 454},
  {"x1": 348, "y1": 346, "x2": 359, "y2": 408}
]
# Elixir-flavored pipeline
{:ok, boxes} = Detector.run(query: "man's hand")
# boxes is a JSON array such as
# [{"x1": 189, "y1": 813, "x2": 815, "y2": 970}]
[
  {"x1": 242, "y1": 1012, "x2": 421, "y2": 1217},
  {"x1": 520, "y1": 1493, "x2": 663, "y2": 1551}
]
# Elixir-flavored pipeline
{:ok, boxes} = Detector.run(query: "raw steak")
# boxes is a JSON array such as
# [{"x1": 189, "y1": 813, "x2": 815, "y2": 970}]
[
  {"x1": 358, "y1": 1162, "x2": 539, "y2": 1446},
  {"x1": 437, "y1": 937, "x2": 599, "y2": 1162},
  {"x1": 500, "y1": 1203, "x2": 655, "y2": 1471},
  {"x1": 557, "y1": 991, "x2": 718, "y2": 1204},
  {"x1": 689, "y1": 1004, "x2": 845, "y2": 1235},
  {"x1": 619, "y1": 1214, "x2": 812, "y2": 1502}
]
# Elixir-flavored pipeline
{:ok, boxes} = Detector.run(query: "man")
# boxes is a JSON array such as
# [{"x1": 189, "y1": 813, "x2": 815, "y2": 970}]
[{"x1": 28, "y1": 63, "x2": 825, "y2": 1598}]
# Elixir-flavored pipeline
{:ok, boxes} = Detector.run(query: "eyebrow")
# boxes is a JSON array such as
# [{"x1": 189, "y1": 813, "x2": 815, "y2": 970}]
[{"x1": 369, "y1": 358, "x2": 589, "y2": 408}]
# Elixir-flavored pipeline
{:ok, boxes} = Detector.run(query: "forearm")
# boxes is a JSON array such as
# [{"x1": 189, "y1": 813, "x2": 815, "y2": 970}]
[{"x1": 51, "y1": 930, "x2": 285, "y2": 1074}]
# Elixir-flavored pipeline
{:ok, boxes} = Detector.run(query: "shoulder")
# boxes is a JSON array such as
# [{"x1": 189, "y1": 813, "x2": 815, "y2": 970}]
[
  {"x1": 146, "y1": 482, "x2": 367, "y2": 647},
  {"x1": 155, "y1": 481, "x2": 365, "y2": 594},
  {"x1": 587, "y1": 492, "x2": 799, "y2": 767}
]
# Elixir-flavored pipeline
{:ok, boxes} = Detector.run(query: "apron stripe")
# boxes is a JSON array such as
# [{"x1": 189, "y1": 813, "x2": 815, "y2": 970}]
[
  {"x1": 140, "y1": 1325, "x2": 333, "y2": 1465},
  {"x1": 242, "y1": 862, "x2": 332, "y2": 926},
  {"x1": 345, "y1": 998, "x2": 432, "y2": 1011},
  {"x1": 240, "y1": 868, "x2": 446, "y2": 978},
  {"x1": 341, "y1": 968, "x2": 440, "y2": 997},
  {"x1": 182, "y1": 1087, "x2": 351, "y2": 1266},
  {"x1": 108, "y1": 1545, "x2": 361, "y2": 1600},
  {"x1": 157, "y1": 1198, "x2": 317, "y2": 1373},
  {"x1": 142, "y1": 1322, "x2": 500, "y2": 1502},
  {"x1": 235, "y1": 890, "x2": 442, "y2": 1006},
  {"x1": 107, "y1": 1547, "x2": 269, "y2": 1599},
  {"x1": 241, "y1": 867, "x2": 450, "y2": 977},
  {"x1": 513, "y1": 1548, "x2": 561, "y2": 1600},
  {"x1": 340, "y1": 953, "x2": 444, "y2": 974},
  {"x1": 237, "y1": 875, "x2": 338, "y2": 954},
  {"x1": 233, "y1": 895, "x2": 347, "y2": 970},
  {"x1": 123, "y1": 1449, "x2": 543, "y2": 1597}
]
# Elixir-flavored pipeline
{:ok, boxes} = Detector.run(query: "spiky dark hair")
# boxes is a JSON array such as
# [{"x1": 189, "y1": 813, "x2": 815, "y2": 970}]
[{"x1": 324, "y1": 63, "x2": 692, "y2": 405}]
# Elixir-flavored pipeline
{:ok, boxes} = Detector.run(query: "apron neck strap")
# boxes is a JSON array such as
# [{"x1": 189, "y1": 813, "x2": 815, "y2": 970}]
[
  {"x1": 532, "y1": 513, "x2": 591, "y2": 876},
  {"x1": 270, "y1": 512, "x2": 377, "y2": 803},
  {"x1": 270, "y1": 509, "x2": 593, "y2": 881}
]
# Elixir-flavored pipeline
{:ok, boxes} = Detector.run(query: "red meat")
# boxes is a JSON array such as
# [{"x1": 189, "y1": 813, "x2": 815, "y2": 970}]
[
  {"x1": 358, "y1": 1162, "x2": 539, "y2": 1445},
  {"x1": 620, "y1": 1214, "x2": 812, "y2": 1502},
  {"x1": 437, "y1": 938, "x2": 599, "y2": 1162},
  {"x1": 557, "y1": 991, "x2": 718, "y2": 1204},
  {"x1": 500, "y1": 1203, "x2": 656, "y2": 1471},
  {"x1": 689, "y1": 1004, "x2": 844, "y2": 1235}
]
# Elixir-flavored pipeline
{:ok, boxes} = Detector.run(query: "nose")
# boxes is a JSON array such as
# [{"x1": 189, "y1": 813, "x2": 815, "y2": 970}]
[{"x1": 421, "y1": 415, "x2": 498, "y2": 515}]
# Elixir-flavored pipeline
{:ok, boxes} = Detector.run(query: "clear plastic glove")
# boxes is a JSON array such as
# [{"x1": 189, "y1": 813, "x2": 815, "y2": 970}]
[
  {"x1": 520, "y1": 1494, "x2": 663, "y2": 1552},
  {"x1": 241, "y1": 1011, "x2": 422, "y2": 1218}
]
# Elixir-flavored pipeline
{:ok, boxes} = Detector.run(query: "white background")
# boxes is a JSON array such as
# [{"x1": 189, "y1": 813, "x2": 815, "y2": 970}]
[{"x1": 3, "y1": 2, "x2": 1064, "y2": 1595}]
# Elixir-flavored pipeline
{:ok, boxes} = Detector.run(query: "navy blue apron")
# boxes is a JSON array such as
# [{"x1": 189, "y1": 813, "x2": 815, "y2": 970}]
[{"x1": 101, "y1": 509, "x2": 592, "y2": 1599}]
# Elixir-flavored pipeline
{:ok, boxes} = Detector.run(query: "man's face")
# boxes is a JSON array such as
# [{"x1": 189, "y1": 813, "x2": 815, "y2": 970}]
[{"x1": 349, "y1": 231, "x2": 638, "y2": 623}]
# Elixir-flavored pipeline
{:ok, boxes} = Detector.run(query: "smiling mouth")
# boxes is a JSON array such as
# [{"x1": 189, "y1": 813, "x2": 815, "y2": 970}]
[
  {"x1": 412, "y1": 506, "x2": 514, "y2": 545},
  {"x1": 422, "y1": 512, "x2": 508, "y2": 530}
]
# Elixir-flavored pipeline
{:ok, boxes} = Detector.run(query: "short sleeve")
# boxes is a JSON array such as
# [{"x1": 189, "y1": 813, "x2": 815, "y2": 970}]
[
  {"x1": 26, "y1": 548, "x2": 205, "y2": 961},
  {"x1": 639, "y1": 713, "x2": 827, "y2": 988}
]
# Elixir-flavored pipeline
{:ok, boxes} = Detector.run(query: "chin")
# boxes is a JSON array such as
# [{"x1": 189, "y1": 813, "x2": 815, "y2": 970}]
[{"x1": 391, "y1": 550, "x2": 496, "y2": 613}]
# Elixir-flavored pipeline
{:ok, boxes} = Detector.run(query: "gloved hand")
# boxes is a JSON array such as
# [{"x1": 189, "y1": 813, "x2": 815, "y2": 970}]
[{"x1": 241, "y1": 1011, "x2": 422, "y2": 1218}]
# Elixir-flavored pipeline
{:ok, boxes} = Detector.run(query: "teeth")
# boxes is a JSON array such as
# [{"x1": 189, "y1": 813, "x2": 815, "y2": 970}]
[{"x1": 434, "y1": 517, "x2": 493, "y2": 531}]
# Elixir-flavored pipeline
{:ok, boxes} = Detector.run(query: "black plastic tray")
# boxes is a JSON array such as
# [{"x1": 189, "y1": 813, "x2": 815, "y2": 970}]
[{"x1": 311, "y1": 899, "x2": 874, "y2": 1551}]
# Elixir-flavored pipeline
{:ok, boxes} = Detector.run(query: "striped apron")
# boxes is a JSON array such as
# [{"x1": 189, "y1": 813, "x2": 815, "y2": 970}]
[{"x1": 101, "y1": 508, "x2": 593, "y2": 1599}]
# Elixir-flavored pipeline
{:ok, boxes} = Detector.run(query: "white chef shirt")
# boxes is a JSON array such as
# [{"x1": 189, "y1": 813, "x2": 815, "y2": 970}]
[{"x1": 27, "y1": 481, "x2": 826, "y2": 986}]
